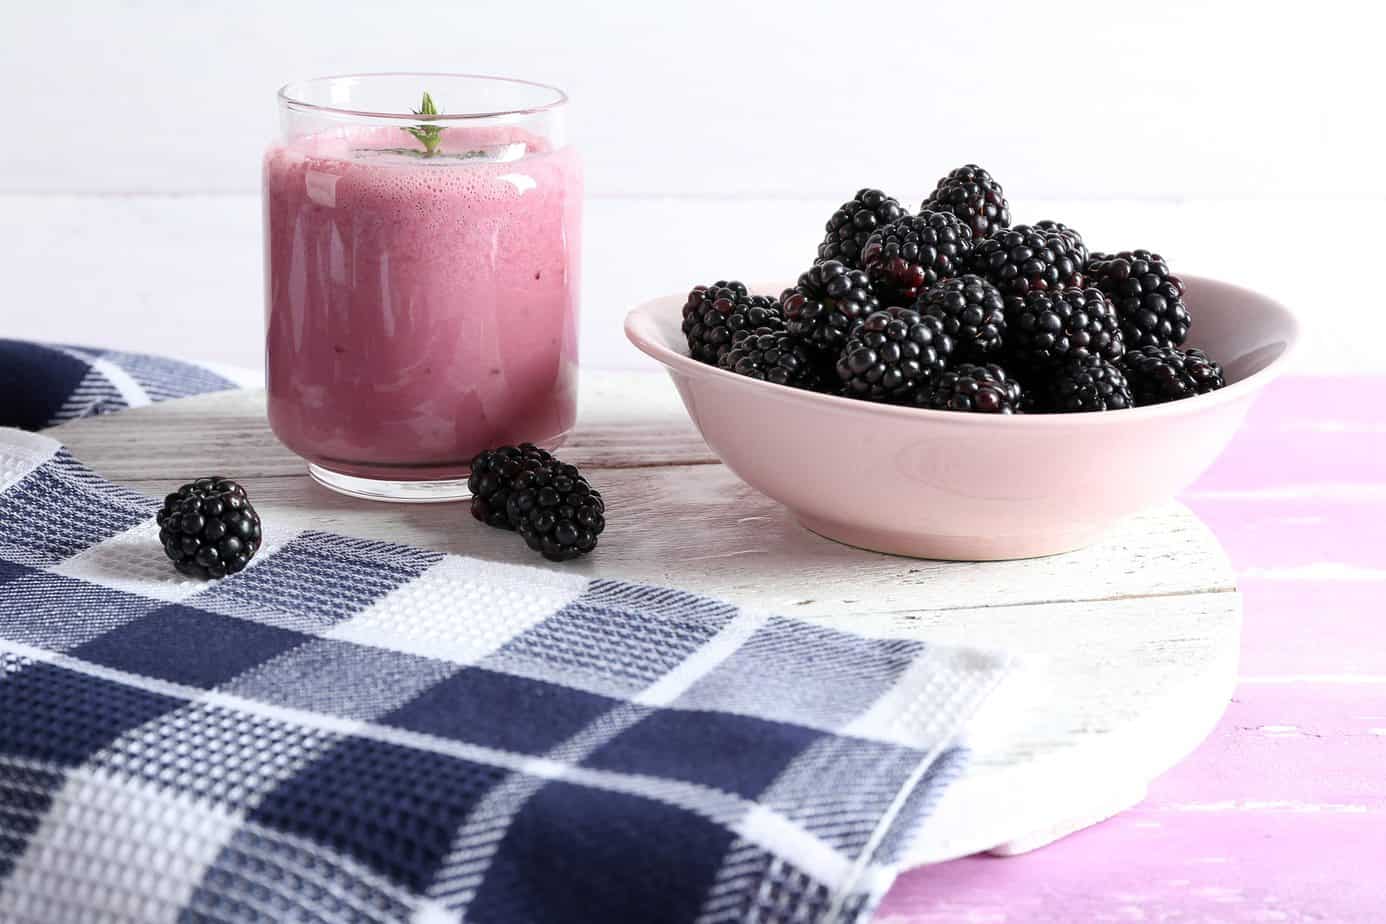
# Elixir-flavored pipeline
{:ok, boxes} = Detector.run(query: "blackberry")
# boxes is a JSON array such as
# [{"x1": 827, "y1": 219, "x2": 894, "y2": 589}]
[
  {"x1": 1033, "y1": 220, "x2": 1089, "y2": 265},
  {"x1": 781, "y1": 260, "x2": 880, "y2": 348},
  {"x1": 157, "y1": 477, "x2": 261, "y2": 579},
  {"x1": 719, "y1": 329, "x2": 822, "y2": 389},
  {"x1": 681, "y1": 281, "x2": 783, "y2": 364},
  {"x1": 1122, "y1": 346, "x2": 1226, "y2": 406},
  {"x1": 970, "y1": 224, "x2": 1085, "y2": 296},
  {"x1": 468, "y1": 443, "x2": 554, "y2": 530},
  {"x1": 922, "y1": 164, "x2": 1011, "y2": 239},
  {"x1": 914, "y1": 274, "x2": 1006, "y2": 361},
  {"x1": 1085, "y1": 250, "x2": 1191, "y2": 349},
  {"x1": 817, "y1": 188, "x2": 907, "y2": 269},
  {"x1": 915, "y1": 363, "x2": 1024, "y2": 414},
  {"x1": 860, "y1": 209, "x2": 973, "y2": 304},
  {"x1": 1044, "y1": 355, "x2": 1133, "y2": 412},
  {"x1": 1003, "y1": 286, "x2": 1125, "y2": 367},
  {"x1": 836, "y1": 307, "x2": 953, "y2": 400},
  {"x1": 506, "y1": 460, "x2": 606, "y2": 562}
]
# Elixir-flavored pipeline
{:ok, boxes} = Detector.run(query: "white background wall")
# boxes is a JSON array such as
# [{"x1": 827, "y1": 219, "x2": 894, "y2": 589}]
[{"x1": 2, "y1": 1, "x2": 1383, "y2": 374}]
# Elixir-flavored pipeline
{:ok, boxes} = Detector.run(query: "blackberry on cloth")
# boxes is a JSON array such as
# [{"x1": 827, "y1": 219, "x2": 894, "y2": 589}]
[{"x1": 157, "y1": 478, "x2": 261, "y2": 579}]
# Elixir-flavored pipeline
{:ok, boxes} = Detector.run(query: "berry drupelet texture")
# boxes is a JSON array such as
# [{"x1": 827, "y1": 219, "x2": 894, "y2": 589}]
[
  {"x1": 1033, "y1": 220, "x2": 1089, "y2": 266},
  {"x1": 922, "y1": 164, "x2": 1011, "y2": 239},
  {"x1": 817, "y1": 188, "x2": 907, "y2": 270},
  {"x1": 1085, "y1": 250, "x2": 1191, "y2": 349},
  {"x1": 860, "y1": 209, "x2": 973, "y2": 305},
  {"x1": 1044, "y1": 355, "x2": 1134, "y2": 412},
  {"x1": 916, "y1": 363, "x2": 1024, "y2": 414},
  {"x1": 1122, "y1": 346, "x2": 1227, "y2": 406},
  {"x1": 836, "y1": 307, "x2": 954, "y2": 401},
  {"x1": 781, "y1": 260, "x2": 881, "y2": 348},
  {"x1": 914, "y1": 274, "x2": 1006, "y2": 361},
  {"x1": 1003, "y1": 286, "x2": 1125, "y2": 367},
  {"x1": 971, "y1": 224, "x2": 1085, "y2": 296},
  {"x1": 157, "y1": 477, "x2": 261, "y2": 579},
  {"x1": 720, "y1": 329, "x2": 823, "y2": 389},
  {"x1": 681, "y1": 281, "x2": 783, "y2": 364},
  {"x1": 468, "y1": 443, "x2": 554, "y2": 529},
  {"x1": 505, "y1": 460, "x2": 606, "y2": 561}
]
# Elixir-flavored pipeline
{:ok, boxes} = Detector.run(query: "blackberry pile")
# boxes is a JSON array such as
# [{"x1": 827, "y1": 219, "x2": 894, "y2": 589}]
[
  {"x1": 468, "y1": 445, "x2": 605, "y2": 561},
  {"x1": 860, "y1": 209, "x2": 973, "y2": 304},
  {"x1": 681, "y1": 281, "x2": 783, "y2": 364},
  {"x1": 780, "y1": 260, "x2": 879, "y2": 349},
  {"x1": 1003, "y1": 286, "x2": 1125, "y2": 368},
  {"x1": 681, "y1": 163, "x2": 1227, "y2": 413},
  {"x1": 1122, "y1": 346, "x2": 1225, "y2": 405},
  {"x1": 1086, "y1": 250, "x2": 1190, "y2": 349},
  {"x1": 922, "y1": 164, "x2": 1010, "y2": 239},
  {"x1": 817, "y1": 188, "x2": 907, "y2": 269},
  {"x1": 836, "y1": 307, "x2": 953, "y2": 400},
  {"x1": 720, "y1": 328, "x2": 822, "y2": 389}
]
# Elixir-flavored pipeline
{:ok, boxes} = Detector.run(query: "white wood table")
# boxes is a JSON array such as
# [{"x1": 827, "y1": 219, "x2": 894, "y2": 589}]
[{"x1": 50, "y1": 370, "x2": 1241, "y2": 865}]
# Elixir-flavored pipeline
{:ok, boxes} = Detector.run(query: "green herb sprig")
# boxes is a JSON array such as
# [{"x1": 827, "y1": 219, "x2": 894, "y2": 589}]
[{"x1": 403, "y1": 91, "x2": 444, "y2": 157}]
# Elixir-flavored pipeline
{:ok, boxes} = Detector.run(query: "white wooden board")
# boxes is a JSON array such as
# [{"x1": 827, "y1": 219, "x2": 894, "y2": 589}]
[{"x1": 49, "y1": 371, "x2": 1241, "y2": 864}]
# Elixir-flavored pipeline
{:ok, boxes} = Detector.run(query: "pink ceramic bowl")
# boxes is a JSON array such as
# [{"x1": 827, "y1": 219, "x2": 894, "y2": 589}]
[{"x1": 625, "y1": 275, "x2": 1299, "y2": 560}]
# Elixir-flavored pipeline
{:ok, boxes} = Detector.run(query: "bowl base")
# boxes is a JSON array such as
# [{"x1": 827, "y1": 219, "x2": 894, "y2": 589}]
[{"x1": 796, "y1": 513, "x2": 1105, "y2": 562}]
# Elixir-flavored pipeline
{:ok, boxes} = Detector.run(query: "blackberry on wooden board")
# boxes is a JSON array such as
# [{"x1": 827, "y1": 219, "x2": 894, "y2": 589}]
[
  {"x1": 468, "y1": 443, "x2": 555, "y2": 530},
  {"x1": 505, "y1": 460, "x2": 606, "y2": 561}
]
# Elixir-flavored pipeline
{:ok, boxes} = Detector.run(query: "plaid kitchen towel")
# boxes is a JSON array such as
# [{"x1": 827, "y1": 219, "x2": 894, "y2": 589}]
[
  {"x1": 0, "y1": 339, "x2": 253, "y2": 432},
  {"x1": 0, "y1": 428, "x2": 1009, "y2": 924}
]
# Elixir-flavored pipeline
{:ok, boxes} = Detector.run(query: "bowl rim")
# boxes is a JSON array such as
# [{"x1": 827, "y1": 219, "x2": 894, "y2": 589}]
[{"x1": 624, "y1": 273, "x2": 1301, "y2": 427}]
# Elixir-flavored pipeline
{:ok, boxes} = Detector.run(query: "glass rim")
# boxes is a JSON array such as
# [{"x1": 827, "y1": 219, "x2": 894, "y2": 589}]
[{"x1": 277, "y1": 72, "x2": 569, "y2": 121}]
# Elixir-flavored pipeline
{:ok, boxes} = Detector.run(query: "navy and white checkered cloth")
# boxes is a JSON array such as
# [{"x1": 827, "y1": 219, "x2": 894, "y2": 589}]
[
  {"x1": 0, "y1": 340, "x2": 251, "y2": 432},
  {"x1": 0, "y1": 430, "x2": 1008, "y2": 923}
]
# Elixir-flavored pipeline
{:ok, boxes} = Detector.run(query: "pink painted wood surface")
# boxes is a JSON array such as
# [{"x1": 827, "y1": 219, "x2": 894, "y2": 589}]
[{"x1": 878, "y1": 376, "x2": 1386, "y2": 923}]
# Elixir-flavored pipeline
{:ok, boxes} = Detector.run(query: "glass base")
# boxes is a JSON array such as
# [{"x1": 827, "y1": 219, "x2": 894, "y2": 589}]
[{"x1": 308, "y1": 464, "x2": 472, "y2": 504}]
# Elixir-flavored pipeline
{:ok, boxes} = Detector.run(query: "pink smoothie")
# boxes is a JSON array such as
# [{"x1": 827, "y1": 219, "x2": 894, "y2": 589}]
[{"x1": 264, "y1": 125, "x2": 581, "y2": 481}]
